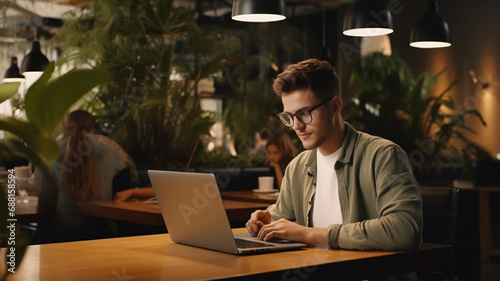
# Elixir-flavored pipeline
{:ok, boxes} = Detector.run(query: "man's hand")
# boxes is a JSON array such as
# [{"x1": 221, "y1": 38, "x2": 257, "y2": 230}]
[
  {"x1": 257, "y1": 218, "x2": 308, "y2": 242},
  {"x1": 258, "y1": 218, "x2": 327, "y2": 245},
  {"x1": 246, "y1": 210, "x2": 272, "y2": 236},
  {"x1": 246, "y1": 210, "x2": 327, "y2": 245}
]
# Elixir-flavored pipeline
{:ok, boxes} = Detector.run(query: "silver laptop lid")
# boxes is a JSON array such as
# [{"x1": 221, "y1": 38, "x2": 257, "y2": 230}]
[{"x1": 148, "y1": 170, "x2": 239, "y2": 254}]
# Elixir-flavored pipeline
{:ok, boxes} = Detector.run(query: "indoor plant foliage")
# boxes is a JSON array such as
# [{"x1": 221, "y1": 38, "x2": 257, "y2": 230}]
[
  {"x1": 344, "y1": 52, "x2": 486, "y2": 179},
  {"x1": 57, "y1": 0, "x2": 239, "y2": 169},
  {"x1": 0, "y1": 62, "x2": 109, "y2": 280},
  {"x1": 223, "y1": 22, "x2": 301, "y2": 152}
]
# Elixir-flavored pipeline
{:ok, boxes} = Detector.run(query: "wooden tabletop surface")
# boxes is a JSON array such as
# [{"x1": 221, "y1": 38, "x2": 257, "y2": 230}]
[
  {"x1": 2, "y1": 228, "x2": 451, "y2": 281},
  {"x1": 220, "y1": 190, "x2": 280, "y2": 204}
]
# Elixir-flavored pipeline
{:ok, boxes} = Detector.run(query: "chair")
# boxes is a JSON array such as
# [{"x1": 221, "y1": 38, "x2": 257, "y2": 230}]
[
  {"x1": 418, "y1": 186, "x2": 480, "y2": 281},
  {"x1": 241, "y1": 166, "x2": 274, "y2": 190},
  {"x1": 196, "y1": 167, "x2": 244, "y2": 191}
]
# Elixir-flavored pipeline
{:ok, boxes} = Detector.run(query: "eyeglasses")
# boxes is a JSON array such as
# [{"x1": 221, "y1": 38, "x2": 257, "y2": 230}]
[{"x1": 277, "y1": 97, "x2": 333, "y2": 127}]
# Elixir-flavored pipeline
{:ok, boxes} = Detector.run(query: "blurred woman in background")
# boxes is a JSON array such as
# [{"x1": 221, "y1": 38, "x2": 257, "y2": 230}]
[
  {"x1": 35, "y1": 109, "x2": 136, "y2": 242},
  {"x1": 265, "y1": 131, "x2": 297, "y2": 188}
]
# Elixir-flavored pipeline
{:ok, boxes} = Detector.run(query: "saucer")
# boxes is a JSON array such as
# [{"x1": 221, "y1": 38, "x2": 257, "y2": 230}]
[{"x1": 253, "y1": 189, "x2": 279, "y2": 194}]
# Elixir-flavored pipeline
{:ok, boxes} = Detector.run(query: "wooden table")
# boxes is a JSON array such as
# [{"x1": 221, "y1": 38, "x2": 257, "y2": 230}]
[
  {"x1": 220, "y1": 190, "x2": 279, "y2": 204},
  {"x1": 1, "y1": 228, "x2": 450, "y2": 281},
  {"x1": 80, "y1": 199, "x2": 270, "y2": 226}
]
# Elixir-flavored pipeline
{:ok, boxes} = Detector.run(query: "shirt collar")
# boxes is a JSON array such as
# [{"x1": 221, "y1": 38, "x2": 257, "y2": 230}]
[
  {"x1": 303, "y1": 121, "x2": 357, "y2": 175},
  {"x1": 337, "y1": 122, "x2": 357, "y2": 164}
]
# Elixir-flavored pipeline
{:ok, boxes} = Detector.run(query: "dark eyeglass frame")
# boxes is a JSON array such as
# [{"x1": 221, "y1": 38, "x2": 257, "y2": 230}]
[{"x1": 277, "y1": 97, "x2": 333, "y2": 127}]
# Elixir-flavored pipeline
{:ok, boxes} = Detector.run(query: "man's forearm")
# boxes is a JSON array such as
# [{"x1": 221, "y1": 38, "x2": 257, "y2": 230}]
[{"x1": 305, "y1": 227, "x2": 327, "y2": 245}]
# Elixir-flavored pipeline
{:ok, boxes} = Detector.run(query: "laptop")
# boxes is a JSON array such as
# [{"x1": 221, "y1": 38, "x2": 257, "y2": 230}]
[{"x1": 148, "y1": 170, "x2": 306, "y2": 254}]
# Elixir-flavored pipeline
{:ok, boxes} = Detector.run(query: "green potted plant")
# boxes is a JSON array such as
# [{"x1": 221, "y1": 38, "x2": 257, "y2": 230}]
[
  {"x1": 56, "y1": 0, "x2": 241, "y2": 170},
  {"x1": 344, "y1": 52, "x2": 487, "y2": 181},
  {"x1": 223, "y1": 21, "x2": 301, "y2": 157},
  {"x1": 0, "y1": 62, "x2": 109, "y2": 280}
]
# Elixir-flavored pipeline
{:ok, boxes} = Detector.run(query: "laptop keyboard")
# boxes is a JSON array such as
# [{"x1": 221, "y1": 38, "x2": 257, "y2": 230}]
[{"x1": 235, "y1": 238, "x2": 276, "y2": 249}]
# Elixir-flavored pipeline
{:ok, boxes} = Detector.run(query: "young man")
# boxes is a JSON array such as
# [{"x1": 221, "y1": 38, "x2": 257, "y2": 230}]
[{"x1": 246, "y1": 59, "x2": 422, "y2": 252}]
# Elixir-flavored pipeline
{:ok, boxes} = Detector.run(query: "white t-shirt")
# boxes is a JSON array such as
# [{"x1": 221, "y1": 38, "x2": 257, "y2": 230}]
[{"x1": 311, "y1": 149, "x2": 342, "y2": 228}]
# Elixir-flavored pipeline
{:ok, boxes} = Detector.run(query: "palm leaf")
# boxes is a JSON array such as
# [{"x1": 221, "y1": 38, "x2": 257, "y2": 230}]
[
  {"x1": 0, "y1": 117, "x2": 59, "y2": 162},
  {"x1": 0, "y1": 82, "x2": 20, "y2": 104},
  {"x1": 24, "y1": 65, "x2": 110, "y2": 133},
  {"x1": 463, "y1": 109, "x2": 487, "y2": 126}
]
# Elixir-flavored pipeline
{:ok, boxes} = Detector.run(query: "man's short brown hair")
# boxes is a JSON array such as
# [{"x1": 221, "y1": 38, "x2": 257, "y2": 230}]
[{"x1": 272, "y1": 58, "x2": 341, "y2": 100}]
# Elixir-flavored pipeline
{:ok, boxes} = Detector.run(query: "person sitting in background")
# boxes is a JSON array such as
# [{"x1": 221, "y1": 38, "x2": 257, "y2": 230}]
[
  {"x1": 265, "y1": 131, "x2": 297, "y2": 188},
  {"x1": 34, "y1": 109, "x2": 137, "y2": 243},
  {"x1": 248, "y1": 128, "x2": 272, "y2": 159}
]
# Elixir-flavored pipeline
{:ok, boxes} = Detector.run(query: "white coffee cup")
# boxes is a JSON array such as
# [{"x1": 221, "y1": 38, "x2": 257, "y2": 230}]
[{"x1": 258, "y1": 176, "x2": 274, "y2": 191}]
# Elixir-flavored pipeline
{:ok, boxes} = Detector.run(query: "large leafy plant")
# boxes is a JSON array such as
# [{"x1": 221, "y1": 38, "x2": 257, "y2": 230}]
[
  {"x1": 223, "y1": 21, "x2": 301, "y2": 151},
  {"x1": 344, "y1": 52, "x2": 486, "y2": 179},
  {"x1": 0, "y1": 62, "x2": 109, "y2": 280},
  {"x1": 57, "y1": 0, "x2": 240, "y2": 169}
]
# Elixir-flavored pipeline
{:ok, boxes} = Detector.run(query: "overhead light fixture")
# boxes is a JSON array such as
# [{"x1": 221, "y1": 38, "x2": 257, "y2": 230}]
[
  {"x1": 21, "y1": 41, "x2": 50, "y2": 90},
  {"x1": 21, "y1": 41, "x2": 49, "y2": 75},
  {"x1": 232, "y1": 0, "x2": 286, "y2": 23},
  {"x1": 3, "y1": 57, "x2": 25, "y2": 83},
  {"x1": 410, "y1": 1, "x2": 451, "y2": 49},
  {"x1": 343, "y1": 0, "x2": 393, "y2": 37}
]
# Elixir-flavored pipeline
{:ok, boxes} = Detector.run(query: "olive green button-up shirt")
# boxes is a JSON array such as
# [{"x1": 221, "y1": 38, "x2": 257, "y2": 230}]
[{"x1": 268, "y1": 122, "x2": 423, "y2": 251}]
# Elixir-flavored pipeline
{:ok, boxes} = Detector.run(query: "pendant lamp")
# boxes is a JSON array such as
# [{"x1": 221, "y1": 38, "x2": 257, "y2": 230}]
[
  {"x1": 232, "y1": 0, "x2": 286, "y2": 23},
  {"x1": 21, "y1": 41, "x2": 49, "y2": 74},
  {"x1": 410, "y1": 1, "x2": 450, "y2": 48},
  {"x1": 343, "y1": 0, "x2": 393, "y2": 37},
  {"x1": 3, "y1": 57, "x2": 25, "y2": 82}
]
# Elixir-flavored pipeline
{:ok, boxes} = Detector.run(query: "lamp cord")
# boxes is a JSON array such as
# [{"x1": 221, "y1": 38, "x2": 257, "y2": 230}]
[{"x1": 322, "y1": 6, "x2": 326, "y2": 48}]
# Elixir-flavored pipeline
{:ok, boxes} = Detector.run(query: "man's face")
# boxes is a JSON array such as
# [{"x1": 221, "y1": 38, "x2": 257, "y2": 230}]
[{"x1": 281, "y1": 89, "x2": 336, "y2": 152}]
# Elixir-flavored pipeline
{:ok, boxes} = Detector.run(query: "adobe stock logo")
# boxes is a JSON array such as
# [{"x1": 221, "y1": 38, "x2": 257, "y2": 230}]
[{"x1": 178, "y1": 182, "x2": 219, "y2": 224}]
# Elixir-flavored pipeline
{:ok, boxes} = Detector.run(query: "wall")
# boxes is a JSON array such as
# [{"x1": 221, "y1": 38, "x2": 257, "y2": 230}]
[{"x1": 337, "y1": 0, "x2": 500, "y2": 159}]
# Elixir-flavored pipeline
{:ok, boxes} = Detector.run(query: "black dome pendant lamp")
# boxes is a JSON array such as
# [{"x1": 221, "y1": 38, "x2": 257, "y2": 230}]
[
  {"x1": 343, "y1": 0, "x2": 393, "y2": 37},
  {"x1": 232, "y1": 0, "x2": 286, "y2": 23},
  {"x1": 4, "y1": 57, "x2": 25, "y2": 82},
  {"x1": 21, "y1": 41, "x2": 49, "y2": 74},
  {"x1": 410, "y1": 1, "x2": 451, "y2": 48}
]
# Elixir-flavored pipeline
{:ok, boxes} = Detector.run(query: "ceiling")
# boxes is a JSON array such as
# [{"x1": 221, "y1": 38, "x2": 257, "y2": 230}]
[
  {"x1": 0, "y1": 0, "x2": 74, "y2": 42},
  {"x1": 0, "y1": 0, "x2": 349, "y2": 42},
  {"x1": 175, "y1": 0, "x2": 346, "y2": 18}
]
